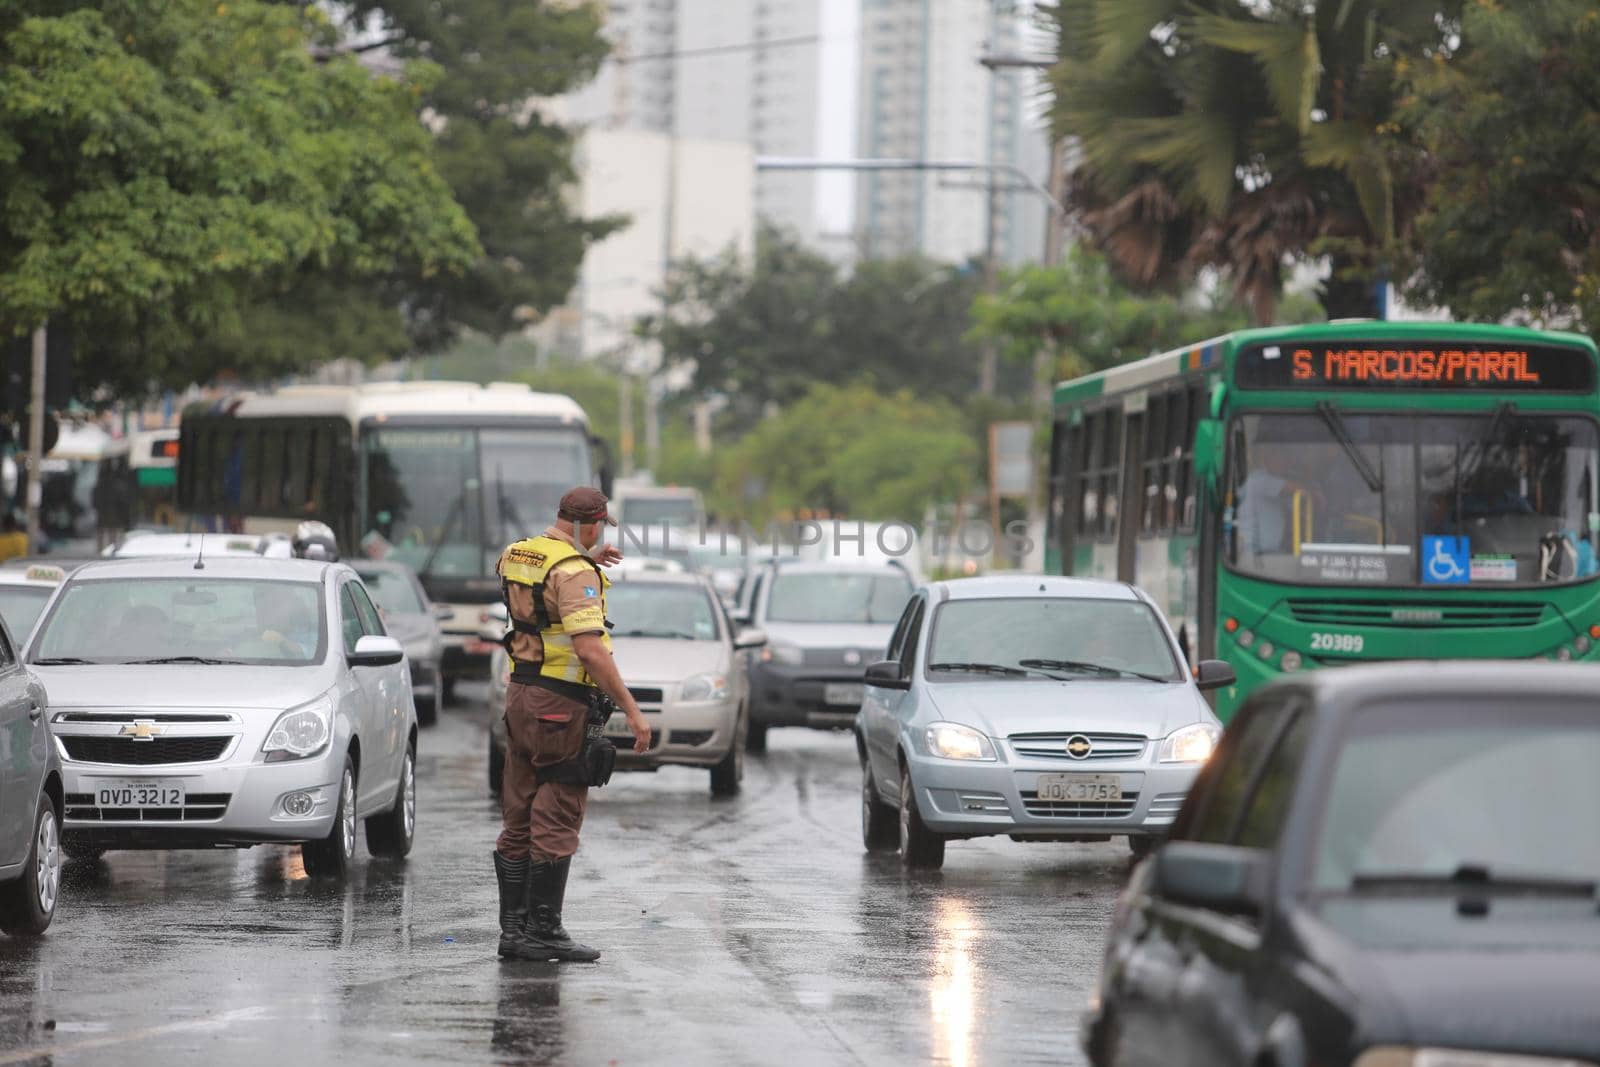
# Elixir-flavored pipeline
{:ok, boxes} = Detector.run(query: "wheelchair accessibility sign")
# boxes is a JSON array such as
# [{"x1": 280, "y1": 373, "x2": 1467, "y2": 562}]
[{"x1": 1423, "y1": 536, "x2": 1470, "y2": 584}]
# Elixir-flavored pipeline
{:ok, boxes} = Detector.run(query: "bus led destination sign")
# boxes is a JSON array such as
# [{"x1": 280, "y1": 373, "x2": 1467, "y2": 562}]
[{"x1": 1236, "y1": 340, "x2": 1596, "y2": 392}]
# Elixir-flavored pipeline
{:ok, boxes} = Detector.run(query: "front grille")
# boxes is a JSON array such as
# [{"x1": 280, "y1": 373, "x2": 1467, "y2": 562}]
[
  {"x1": 66, "y1": 792, "x2": 231, "y2": 822},
  {"x1": 1147, "y1": 792, "x2": 1187, "y2": 819},
  {"x1": 56, "y1": 713, "x2": 234, "y2": 723},
  {"x1": 1286, "y1": 598, "x2": 1546, "y2": 629},
  {"x1": 628, "y1": 687, "x2": 664, "y2": 706},
  {"x1": 62, "y1": 736, "x2": 232, "y2": 765},
  {"x1": 669, "y1": 729, "x2": 713, "y2": 747},
  {"x1": 956, "y1": 791, "x2": 1009, "y2": 814},
  {"x1": 1009, "y1": 732, "x2": 1146, "y2": 761},
  {"x1": 1021, "y1": 791, "x2": 1140, "y2": 819}
]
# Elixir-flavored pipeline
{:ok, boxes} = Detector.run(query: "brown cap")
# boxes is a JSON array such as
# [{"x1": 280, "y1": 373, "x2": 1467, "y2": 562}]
[{"x1": 558, "y1": 486, "x2": 617, "y2": 527}]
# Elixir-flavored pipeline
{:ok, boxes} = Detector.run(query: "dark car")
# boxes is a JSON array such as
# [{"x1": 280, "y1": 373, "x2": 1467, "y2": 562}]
[
  {"x1": 1084, "y1": 662, "x2": 1600, "y2": 1067},
  {"x1": 351, "y1": 560, "x2": 447, "y2": 726}
]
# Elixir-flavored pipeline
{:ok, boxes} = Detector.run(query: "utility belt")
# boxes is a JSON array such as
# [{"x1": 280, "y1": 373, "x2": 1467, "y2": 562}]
[{"x1": 514, "y1": 676, "x2": 619, "y2": 789}]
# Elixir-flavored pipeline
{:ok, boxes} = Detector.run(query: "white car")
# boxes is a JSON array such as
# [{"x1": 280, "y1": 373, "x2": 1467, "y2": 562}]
[
  {"x1": 488, "y1": 571, "x2": 766, "y2": 796},
  {"x1": 104, "y1": 531, "x2": 293, "y2": 559},
  {"x1": 27, "y1": 556, "x2": 417, "y2": 879},
  {"x1": 0, "y1": 564, "x2": 67, "y2": 647}
]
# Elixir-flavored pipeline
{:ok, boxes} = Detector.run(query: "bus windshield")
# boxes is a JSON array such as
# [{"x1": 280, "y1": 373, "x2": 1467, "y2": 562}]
[
  {"x1": 362, "y1": 426, "x2": 591, "y2": 582},
  {"x1": 1227, "y1": 412, "x2": 1600, "y2": 587}
]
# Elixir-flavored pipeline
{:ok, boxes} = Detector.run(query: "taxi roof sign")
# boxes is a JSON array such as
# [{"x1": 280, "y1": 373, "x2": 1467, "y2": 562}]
[{"x1": 23, "y1": 565, "x2": 66, "y2": 583}]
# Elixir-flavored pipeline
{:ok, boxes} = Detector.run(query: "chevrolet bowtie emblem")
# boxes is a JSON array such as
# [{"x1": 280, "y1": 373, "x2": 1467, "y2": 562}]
[
  {"x1": 120, "y1": 720, "x2": 166, "y2": 741},
  {"x1": 1066, "y1": 735, "x2": 1093, "y2": 759}
]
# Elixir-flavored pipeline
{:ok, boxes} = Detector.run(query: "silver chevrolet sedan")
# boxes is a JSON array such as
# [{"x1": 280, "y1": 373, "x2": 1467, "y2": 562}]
[
  {"x1": 856, "y1": 575, "x2": 1233, "y2": 870},
  {"x1": 25, "y1": 556, "x2": 417, "y2": 880}
]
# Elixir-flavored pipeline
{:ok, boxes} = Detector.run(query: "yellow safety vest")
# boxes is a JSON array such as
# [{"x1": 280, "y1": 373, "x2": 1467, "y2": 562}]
[{"x1": 499, "y1": 535, "x2": 612, "y2": 690}]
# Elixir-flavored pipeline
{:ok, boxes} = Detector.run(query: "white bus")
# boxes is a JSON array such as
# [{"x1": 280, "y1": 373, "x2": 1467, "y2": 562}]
[{"x1": 178, "y1": 381, "x2": 612, "y2": 686}]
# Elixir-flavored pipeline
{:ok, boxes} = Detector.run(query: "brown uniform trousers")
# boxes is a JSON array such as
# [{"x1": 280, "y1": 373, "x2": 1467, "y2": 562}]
[{"x1": 496, "y1": 683, "x2": 591, "y2": 862}]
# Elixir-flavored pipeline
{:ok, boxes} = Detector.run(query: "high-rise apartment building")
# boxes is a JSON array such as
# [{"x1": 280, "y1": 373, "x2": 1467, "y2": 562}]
[{"x1": 856, "y1": 0, "x2": 1049, "y2": 265}]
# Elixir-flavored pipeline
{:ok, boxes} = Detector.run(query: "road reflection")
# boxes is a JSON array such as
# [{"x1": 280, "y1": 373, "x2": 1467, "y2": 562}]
[
  {"x1": 492, "y1": 965, "x2": 565, "y2": 1064},
  {"x1": 928, "y1": 897, "x2": 979, "y2": 1067}
]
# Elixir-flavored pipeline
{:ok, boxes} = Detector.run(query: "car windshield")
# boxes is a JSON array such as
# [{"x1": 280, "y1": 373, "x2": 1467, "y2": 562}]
[
  {"x1": 31, "y1": 578, "x2": 326, "y2": 665},
  {"x1": 606, "y1": 582, "x2": 719, "y2": 641},
  {"x1": 355, "y1": 569, "x2": 424, "y2": 615},
  {"x1": 765, "y1": 571, "x2": 912, "y2": 624},
  {"x1": 926, "y1": 598, "x2": 1181, "y2": 681},
  {"x1": 622, "y1": 497, "x2": 698, "y2": 526},
  {"x1": 0, "y1": 586, "x2": 52, "y2": 641},
  {"x1": 362, "y1": 426, "x2": 591, "y2": 582},
  {"x1": 1311, "y1": 699, "x2": 1600, "y2": 892},
  {"x1": 1227, "y1": 412, "x2": 1600, "y2": 586}
]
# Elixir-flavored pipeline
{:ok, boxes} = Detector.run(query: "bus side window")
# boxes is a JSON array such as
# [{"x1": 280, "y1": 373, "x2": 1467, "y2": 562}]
[
  {"x1": 1178, "y1": 383, "x2": 1206, "y2": 531},
  {"x1": 284, "y1": 429, "x2": 310, "y2": 510},
  {"x1": 1077, "y1": 412, "x2": 1102, "y2": 538},
  {"x1": 1099, "y1": 411, "x2": 1123, "y2": 541},
  {"x1": 1165, "y1": 386, "x2": 1193, "y2": 532},
  {"x1": 260, "y1": 424, "x2": 284, "y2": 511},
  {"x1": 1141, "y1": 394, "x2": 1167, "y2": 535}
]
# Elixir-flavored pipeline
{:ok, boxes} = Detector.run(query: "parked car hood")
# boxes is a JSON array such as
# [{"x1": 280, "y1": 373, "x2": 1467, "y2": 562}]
[
  {"x1": 760, "y1": 622, "x2": 894, "y2": 654},
  {"x1": 1299, "y1": 899, "x2": 1600, "y2": 1058},
  {"x1": 31, "y1": 664, "x2": 331, "y2": 711},
  {"x1": 924, "y1": 678, "x2": 1209, "y2": 738},
  {"x1": 612, "y1": 637, "x2": 727, "y2": 685}
]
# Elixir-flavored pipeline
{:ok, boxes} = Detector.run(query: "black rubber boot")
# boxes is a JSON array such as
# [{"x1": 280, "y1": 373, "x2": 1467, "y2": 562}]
[
  {"x1": 514, "y1": 857, "x2": 600, "y2": 963},
  {"x1": 493, "y1": 851, "x2": 530, "y2": 959}
]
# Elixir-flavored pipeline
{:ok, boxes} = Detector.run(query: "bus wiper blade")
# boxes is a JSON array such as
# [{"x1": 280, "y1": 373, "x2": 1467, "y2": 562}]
[
  {"x1": 1019, "y1": 658, "x2": 1170, "y2": 683},
  {"x1": 121, "y1": 656, "x2": 246, "y2": 665},
  {"x1": 1316, "y1": 401, "x2": 1384, "y2": 494},
  {"x1": 928, "y1": 661, "x2": 1029, "y2": 677},
  {"x1": 1351, "y1": 863, "x2": 1596, "y2": 898}
]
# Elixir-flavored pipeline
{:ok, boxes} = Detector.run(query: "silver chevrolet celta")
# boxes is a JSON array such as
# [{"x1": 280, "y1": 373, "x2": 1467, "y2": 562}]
[{"x1": 25, "y1": 555, "x2": 417, "y2": 880}]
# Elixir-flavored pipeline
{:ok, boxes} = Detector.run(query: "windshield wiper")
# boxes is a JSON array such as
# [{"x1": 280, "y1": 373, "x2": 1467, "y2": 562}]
[
  {"x1": 32, "y1": 656, "x2": 94, "y2": 665},
  {"x1": 1351, "y1": 863, "x2": 1596, "y2": 898},
  {"x1": 1315, "y1": 400, "x2": 1384, "y2": 495},
  {"x1": 928, "y1": 661, "x2": 1029, "y2": 677},
  {"x1": 611, "y1": 629, "x2": 698, "y2": 641},
  {"x1": 121, "y1": 656, "x2": 246, "y2": 665},
  {"x1": 1018, "y1": 658, "x2": 1171, "y2": 683}
]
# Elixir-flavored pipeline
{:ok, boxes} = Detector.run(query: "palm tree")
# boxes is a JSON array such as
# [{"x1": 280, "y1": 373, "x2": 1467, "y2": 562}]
[{"x1": 1046, "y1": 0, "x2": 1459, "y2": 321}]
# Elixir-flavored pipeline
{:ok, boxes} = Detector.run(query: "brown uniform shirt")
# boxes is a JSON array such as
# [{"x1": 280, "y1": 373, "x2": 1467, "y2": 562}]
[{"x1": 496, "y1": 526, "x2": 606, "y2": 669}]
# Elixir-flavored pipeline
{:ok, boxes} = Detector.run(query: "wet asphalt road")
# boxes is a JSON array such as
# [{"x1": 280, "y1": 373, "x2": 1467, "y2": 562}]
[{"x1": 0, "y1": 683, "x2": 1131, "y2": 1066}]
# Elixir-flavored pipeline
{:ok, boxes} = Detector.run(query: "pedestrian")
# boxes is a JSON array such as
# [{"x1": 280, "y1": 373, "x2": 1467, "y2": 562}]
[
  {"x1": 0, "y1": 513, "x2": 28, "y2": 562},
  {"x1": 492, "y1": 486, "x2": 650, "y2": 963}
]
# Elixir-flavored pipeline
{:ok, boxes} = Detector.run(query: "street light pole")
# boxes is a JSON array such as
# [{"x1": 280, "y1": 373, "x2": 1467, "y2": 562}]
[{"x1": 26, "y1": 322, "x2": 45, "y2": 548}]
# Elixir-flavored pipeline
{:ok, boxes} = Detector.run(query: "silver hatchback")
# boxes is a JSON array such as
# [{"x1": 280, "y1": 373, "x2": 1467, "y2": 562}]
[
  {"x1": 856, "y1": 575, "x2": 1233, "y2": 869},
  {"x1": 26, "y1": 557, "x2": 418, "y2": 880}
]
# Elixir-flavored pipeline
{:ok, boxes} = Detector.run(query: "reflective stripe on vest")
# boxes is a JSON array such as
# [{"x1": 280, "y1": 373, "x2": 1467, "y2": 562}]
[{"x1": 501, "y1": 535, "x2": 611, "y2": 688}]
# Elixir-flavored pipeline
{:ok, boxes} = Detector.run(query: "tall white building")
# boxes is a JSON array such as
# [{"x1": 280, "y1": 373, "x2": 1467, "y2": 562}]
[
  {"x1": 856, "y1": 0, "x2": 1050, "y2": 265},
  {"x1": 554, "y1": 1, "x2": 830, "y2": 247}
]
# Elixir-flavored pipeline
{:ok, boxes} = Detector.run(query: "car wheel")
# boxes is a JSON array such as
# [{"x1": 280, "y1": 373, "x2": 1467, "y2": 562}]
[
  {"x1": 898, "y1": 763, "x2": 945, "y2": 870},
  {"x1": 488, "y1": 731, "x2": 505, "y2": 798},
  {"x1": 745, "y1": 720, "x2": 768, "y2": 754},
  {"x1": 860, "y1": 758, "x2": 897, "y2": 852},
  {"x1": 415, "y1": 670, "x2": 441, "y2": 727},
  {"x1": 366, "y1": 745, "x2": 417, "y2": 859},
  {"x1": 709, "y1": 705, "x2": 746, "y2": 797},
  {"x1": 0, "y1": 795, "x2": 61, "y2": 936},
  {"x1": 302, "y1": 757, "x2": 357, "y2": 880},
  {"x1": 1128, "y1": 834, "x2": 1159, "y2": 861}
]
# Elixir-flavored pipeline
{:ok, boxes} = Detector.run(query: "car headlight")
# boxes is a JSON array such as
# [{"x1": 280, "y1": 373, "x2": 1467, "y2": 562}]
[
  {"x1": 761, "y1": 642, "x2": 804, "y2": 666},
  {"x1": 679, "y1": 673, "x2": 729, "y2": 702},
  {"x1": 263, "y1": 693, "x2": 334, "y2": 763},
  {"x1": 1158, "y1": 722, "x2": 1220, "y2": 764},
  {"x1": 1354, "y1": 1049, "x2": 1586, "y2": 1067},
  {"x1": 925, "y1": 722, "x2": 996, "y2": 761}
]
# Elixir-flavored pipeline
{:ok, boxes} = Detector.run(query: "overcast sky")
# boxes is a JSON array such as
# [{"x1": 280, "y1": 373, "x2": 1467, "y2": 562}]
[{"x1": 815, "y1": 0, "x2": 860, "y2": 235}]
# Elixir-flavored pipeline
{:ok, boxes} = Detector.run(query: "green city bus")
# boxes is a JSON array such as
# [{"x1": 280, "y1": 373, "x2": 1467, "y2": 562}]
[{"x1": 1045, "y1": 322, "x2": 1600, "y2": 718}]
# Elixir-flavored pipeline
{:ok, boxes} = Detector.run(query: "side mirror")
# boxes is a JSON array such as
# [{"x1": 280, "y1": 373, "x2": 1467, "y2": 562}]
[
  {"x1": 731, "y1": 609, "x2": 752, "y2": 628},
  {"x1": 1192, "y1": 418, "x2": 1225, "y2": 501},
  {"x1": 863, "y1": 660, "x2": 910, "y2": 691},
  {"x1": 1152, "y1": 841, "x2": 1268, "y2": 914},
  {"x1": 1195, "y1": 659, "x2": 1236, "y2": 691},
  {"x1": 350, "y1": 634, "x2": 405, "y2": 667},
  {"x1": 432, "y1": 604, "x2": 453, "y2": 622},
  {"x1": 733, "y1": 627, "x2": 768, "y2": 650}
]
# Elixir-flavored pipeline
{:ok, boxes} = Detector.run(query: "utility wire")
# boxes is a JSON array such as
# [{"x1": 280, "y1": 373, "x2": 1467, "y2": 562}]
[{"x1": 612, "y1": 33, "x2": 824, "y2": 64}]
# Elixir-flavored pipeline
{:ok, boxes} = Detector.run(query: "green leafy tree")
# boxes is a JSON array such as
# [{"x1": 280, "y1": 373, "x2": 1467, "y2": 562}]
[
  {"x1": 1048, "y1": 0, "x2": 1459, "y2": 320},
  {"x1": 339, "y1": 0, "x2": 620, "y2": 346},
  {"x1": 1399, "y1": 0, "x2": 1600, "y2": 328},
  {"x1": 711, "y1": 383, "x2": 978, "y2": 523},
  {"x1": 0, "y1": 0, "x2": 479, "y2": 392}
]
